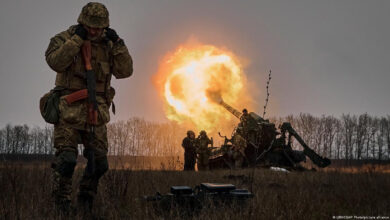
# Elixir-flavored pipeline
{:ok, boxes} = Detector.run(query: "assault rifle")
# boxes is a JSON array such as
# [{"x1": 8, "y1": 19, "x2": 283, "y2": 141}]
[
  {"x1": 82, "y1": 40, "x2": 98, "y2": 177},
  {"x1": 63, "y1": 40, "x2": 98, "y2": 176}
]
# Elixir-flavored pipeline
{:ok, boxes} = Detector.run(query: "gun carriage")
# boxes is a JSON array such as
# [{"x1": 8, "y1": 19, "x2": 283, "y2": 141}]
[{"x1": 208, "y1": 99, "x2": 331, "y2": 170}]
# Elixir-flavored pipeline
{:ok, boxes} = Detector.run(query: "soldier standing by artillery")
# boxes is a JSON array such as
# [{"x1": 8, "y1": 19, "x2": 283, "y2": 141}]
[
  {"x1": 231, "y1": 130, "x2": 247, "y2": 169},
  {"x1": 238, "y1": 109, "x2": 260, "y2": 165},
  {"x1": 240, "y1": 109, "x2": 258, "y2": 144},
  {"x1": 196, "y1": 130, "x2": 213, "y2": 171},
  {"x1": 44, "y1": 2, "x2": 133, "y2": 214},
  {"x1": 181, "y1": 130, "x2": 197, "y2": 171}
]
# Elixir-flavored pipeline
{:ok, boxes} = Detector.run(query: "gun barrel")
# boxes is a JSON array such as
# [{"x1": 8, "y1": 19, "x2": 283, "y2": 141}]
[{"x1": 219, "y1": 100, "x2": 242, "y2": 119}]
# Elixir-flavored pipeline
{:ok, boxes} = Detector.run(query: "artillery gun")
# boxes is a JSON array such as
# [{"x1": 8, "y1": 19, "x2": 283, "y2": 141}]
[{"x1": 208, "y1": 98, "x2": 331, "y2": 170}]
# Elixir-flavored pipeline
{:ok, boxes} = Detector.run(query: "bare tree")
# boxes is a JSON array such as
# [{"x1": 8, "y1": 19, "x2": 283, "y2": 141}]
[
  {"x1": 322, "y1": 116, "x2": 338, "y2": 158},
  {"x1": 341, "y1": 114, "x2": 357, "y2": 160},
  {"x1": 377, "y1": 118, "x2": 388, "y2": 160},
  {"x1": 355, "y1": 114, "x2": 368, "y2": 159}
]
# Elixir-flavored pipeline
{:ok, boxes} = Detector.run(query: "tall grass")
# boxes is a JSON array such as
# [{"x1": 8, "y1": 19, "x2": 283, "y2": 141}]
[{"x1": 0, "y1": 161, "x2": 389, "y2": 219}]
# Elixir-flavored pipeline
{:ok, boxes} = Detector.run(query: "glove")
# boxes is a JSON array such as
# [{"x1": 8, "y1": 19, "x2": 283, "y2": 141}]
[
  {"x1": 75, "y1": 24, "x2": 87, "y2": 40},
  {"x1": 105, "y1": 27, "x2": 119, "y2": 42}
]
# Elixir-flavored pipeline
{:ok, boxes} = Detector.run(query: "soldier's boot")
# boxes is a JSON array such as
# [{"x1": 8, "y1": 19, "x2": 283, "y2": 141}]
[
  {"x1": 77, "y1": 156, "x2": 108, "y2": 214},
  {"x1": 52, "y1": 172, "x2": 73, "y2": 215},
  {"x1": 51, "y1": 150, "x2": 77, "y2": 215},
  {"x1": 77, "y1": 189, "x2": 95, "y2": 214},
  {"x1": 77, "y1": 171, "x2": 98, "y2": 214}
]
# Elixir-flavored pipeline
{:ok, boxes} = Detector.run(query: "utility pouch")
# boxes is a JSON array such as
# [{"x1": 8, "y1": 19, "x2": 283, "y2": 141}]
[
  {"x1": 96, "y1": 96, "x2": 110, "y2": 125},
  {"x1": 39, "y1": 87, "x2": 63, "y2": 124},
  {"x1": 106, "y1": 86, "x2": 116, "y2": 114},
  {"x1": 106, "y1": 86, "x2": 116, "y2": 104}
]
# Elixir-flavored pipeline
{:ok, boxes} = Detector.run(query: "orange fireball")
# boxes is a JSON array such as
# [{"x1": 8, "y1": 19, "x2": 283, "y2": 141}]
[{"x1": 153, "y1": 42, "x2": 252, "y2": 132}]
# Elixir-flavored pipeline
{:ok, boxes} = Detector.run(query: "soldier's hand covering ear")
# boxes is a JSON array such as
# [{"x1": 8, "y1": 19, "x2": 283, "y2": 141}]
[
  {"x1": 75, "y1": 24, "x2": 88, "y2": 40},
  {"x1": 105, "y1": 28, "x2": 119, "y2": 42}
]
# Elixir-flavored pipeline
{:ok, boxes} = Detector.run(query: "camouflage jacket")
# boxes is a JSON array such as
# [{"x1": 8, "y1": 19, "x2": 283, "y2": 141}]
[
  {"x1": 240, "y1": 114, "x2": 258, "y2": 132},
  {"x1": 182, "y1": 137, "x2": 197, "y2": 156},
  {"x1": 196, "y1": 136, "x2": 212, "y2": 154},
  {"x1": 45, "y1": 25, "x2": 133, "y2": 129},
  {"x1": 232, "y1": 134, "x2": 247, "y2": 155}
]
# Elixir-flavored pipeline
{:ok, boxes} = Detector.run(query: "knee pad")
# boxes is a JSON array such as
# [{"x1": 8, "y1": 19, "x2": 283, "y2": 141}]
[{"x1": 56, "y1": 151, "x2": 77, "y2": 178}]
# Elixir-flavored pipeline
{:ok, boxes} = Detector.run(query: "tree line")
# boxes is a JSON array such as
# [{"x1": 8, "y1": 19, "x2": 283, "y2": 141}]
[
  {"x1": 271, "y1": 113, "x2": 390, "y2": 160},
  {"x1": 0, "y1": 114, "x2": 389, "y2": 160}
]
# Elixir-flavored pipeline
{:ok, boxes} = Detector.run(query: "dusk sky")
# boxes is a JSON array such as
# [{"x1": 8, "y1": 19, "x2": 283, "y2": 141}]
[{"x1": 0, "y1": 0, "x2": 389, "y2": 127}]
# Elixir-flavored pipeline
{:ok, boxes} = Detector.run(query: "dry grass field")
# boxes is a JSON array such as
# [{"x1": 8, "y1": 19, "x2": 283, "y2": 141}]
[{"x1": 1, "y1": 160, "x2": 390, "y2": 220}]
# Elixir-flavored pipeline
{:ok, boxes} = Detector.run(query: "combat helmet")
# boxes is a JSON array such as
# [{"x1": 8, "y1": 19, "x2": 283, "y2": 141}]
[{"x1": 77, "y1": 2, "x2": 109, "y2": 28}]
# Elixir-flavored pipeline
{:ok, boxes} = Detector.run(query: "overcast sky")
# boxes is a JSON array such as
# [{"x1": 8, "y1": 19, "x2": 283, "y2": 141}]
[{"x1": 0, "y1": 0, "x2": 389, "y2": 127}]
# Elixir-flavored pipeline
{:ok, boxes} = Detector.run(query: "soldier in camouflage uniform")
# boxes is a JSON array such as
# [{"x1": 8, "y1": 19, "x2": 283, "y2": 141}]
[
  {"x1": 196, "y1": 130, "x2": 213, "y2": 171},
  {"x1": 240, "y1": 109, "x2": 258, "y2": 144},
  {"x1": 181, "y1": 130, "x2": 197, "y2": 171},
  {"x1": 45, "y1": 2, "x2": 133, "y2": 213},
  {"x1": 231, "y1": 131, "x2": 247, "y2": 169}
]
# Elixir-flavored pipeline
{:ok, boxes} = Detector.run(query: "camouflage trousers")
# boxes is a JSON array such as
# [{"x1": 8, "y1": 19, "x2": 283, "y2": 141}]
[
  {"x1": 197, "y1": 153, "x2": 210, "y2": 171},
  {"x1": 232, "y1": 151, "x2": 244, "y2": 169},
  {"x1": 52, "y1": 122, "x2": 109, "y2": 210},
  {"x1": 184, "y1": 152, "x2": 196, "y2": 171},
  {"x1": 246, "y1": 131, "x2": 257, "y2": 145}
]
